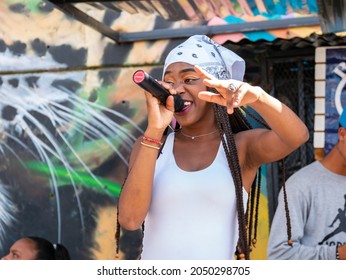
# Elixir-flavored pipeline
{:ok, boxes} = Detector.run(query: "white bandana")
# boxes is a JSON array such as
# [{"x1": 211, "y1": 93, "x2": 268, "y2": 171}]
[{"x1": 163, "y1": 35, "x2": 245, "y2": 81}]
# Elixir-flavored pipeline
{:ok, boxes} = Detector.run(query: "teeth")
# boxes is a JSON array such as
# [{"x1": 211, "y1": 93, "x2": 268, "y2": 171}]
[{"x1": 184, "y1": 101, "x2": 191, "y2": 106}]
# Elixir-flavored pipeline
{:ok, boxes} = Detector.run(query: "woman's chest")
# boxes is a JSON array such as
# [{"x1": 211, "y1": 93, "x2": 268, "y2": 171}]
[{"x1": 173, "y1": 139, "x2": 221, "y2": 172}]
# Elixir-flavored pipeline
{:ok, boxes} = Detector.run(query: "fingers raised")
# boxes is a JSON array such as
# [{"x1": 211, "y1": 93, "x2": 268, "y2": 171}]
[{"x1": 198, "y1": 91, "x2": 225, "y2": 106}]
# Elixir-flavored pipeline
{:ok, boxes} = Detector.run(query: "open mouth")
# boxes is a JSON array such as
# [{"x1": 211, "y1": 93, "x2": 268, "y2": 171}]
[{"x1": 181, "y1": 100, "x2": 192, "y2": 112}]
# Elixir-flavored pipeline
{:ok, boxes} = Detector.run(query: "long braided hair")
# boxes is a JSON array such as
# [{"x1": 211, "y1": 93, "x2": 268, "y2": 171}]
[
  {"x1": 214, "y1": 104, "x2": 292, "y2": 259},
  {"x1": 215, "y1": 104, "x2": 257, "y2": 260}
]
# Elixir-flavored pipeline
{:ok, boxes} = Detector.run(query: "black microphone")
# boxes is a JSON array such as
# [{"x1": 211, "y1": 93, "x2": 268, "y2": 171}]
[{"x1": 133, "y1": 70, "x2": 184, "y2": 112}]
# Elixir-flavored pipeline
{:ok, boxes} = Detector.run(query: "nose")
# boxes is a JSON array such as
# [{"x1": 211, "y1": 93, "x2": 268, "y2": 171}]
[
  {"x1": 1, "y1": 254, "x2": 9, "y2": 260},
  {"x1": 174, "y1": 82, "x2": 185, "y2": 95}
]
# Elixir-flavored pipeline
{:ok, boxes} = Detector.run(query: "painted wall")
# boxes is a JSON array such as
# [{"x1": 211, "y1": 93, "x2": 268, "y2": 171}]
[
  {"x1": 0, "y1": 0, "x2": 271, "y2": 259},
  {"x1": 0, "y1": 0, "x2": 164, "y2": 260},
  {"x1": 314, "y1": 46, "x2": 346, "y2": 157}
]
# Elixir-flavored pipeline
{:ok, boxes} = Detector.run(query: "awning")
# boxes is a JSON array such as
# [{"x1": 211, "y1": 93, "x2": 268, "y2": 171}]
[{"x1": 48, "y1": 0, "x2": 344, "y2": 43}]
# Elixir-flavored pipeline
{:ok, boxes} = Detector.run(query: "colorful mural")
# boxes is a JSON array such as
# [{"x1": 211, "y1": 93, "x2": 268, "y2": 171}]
[
  {"x1": 0, "y1": 0, "x2": 152, "y2": 260},
  {"x1": 0, "y1": 0, "x2": 317, "y2": 260},
  {"x1": 325, "y1": 48, "x2": 346, "y2": 154}
]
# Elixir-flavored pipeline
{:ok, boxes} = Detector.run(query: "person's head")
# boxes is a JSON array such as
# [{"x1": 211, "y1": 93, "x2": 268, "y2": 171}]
[
  {"x1": 1, "y1": 236, "x2": 71, "y2": 260},
  {"x1": 162, "y1": 35, "x2": 246, "y2": 128}
]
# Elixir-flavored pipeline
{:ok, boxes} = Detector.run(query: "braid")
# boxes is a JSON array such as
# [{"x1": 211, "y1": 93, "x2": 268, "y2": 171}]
[
  {"x1": 231, "y1": 108, "x2": 252, "y2": 131},
  {"x1": 240, "y1": 106, "x2": 292, "y2": 249},
  {"x1": 247, "y1": 177, "x2": 257, "y2": 251},
  {"x1": 115, "y1": 205, "x2": 121, "y2": 259},
  {"x1": 253, "y1": 167, "x2": 262, "y2": 247},
  {"x1": 139, "y1": 223, "x2": 145, "y2": 259},
  {"x1": 115, "y1": 173, "x2": 128, "y2": 260},
  {"x1": 280, "y1": 159, "x2": 293, "y2": 246},
  {"x1": 214, "y1": 104, "x2": 249, "y2": 259},
  {"x1": 215, "y1": 104, "x2": 277, "y2": 260},
  {"x1": 241, "y1": 106, "x2": 270, "y2": 129}
]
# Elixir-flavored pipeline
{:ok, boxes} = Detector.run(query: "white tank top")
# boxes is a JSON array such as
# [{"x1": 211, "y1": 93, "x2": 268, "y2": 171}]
[{"x1": 141, "y1": 132, "x2": 248, "y2": 260}]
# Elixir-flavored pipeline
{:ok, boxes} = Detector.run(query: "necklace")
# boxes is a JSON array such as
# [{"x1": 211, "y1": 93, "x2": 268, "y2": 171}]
[{"x1": 179, "y1": 129, "x2": 218, "y2": 140}]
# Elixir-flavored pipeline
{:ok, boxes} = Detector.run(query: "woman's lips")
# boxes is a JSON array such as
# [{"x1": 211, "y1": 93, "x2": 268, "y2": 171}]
[{"x1": 176, "y1": 100, "x2": 192, "y2": 114}]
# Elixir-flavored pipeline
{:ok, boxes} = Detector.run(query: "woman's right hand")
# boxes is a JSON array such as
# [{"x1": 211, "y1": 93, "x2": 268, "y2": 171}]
[{"x1": 144, "y1": 81, "x2": 176, "y2": 133}]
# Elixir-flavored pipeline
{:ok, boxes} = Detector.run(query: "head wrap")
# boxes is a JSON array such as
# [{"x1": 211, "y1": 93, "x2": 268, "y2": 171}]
[
  {"x1": 340, "y1": 107, "x2": 346, "y2": 128},
  {"x1": 163, "y1": 35, "x2": 245, "y2": 81}
]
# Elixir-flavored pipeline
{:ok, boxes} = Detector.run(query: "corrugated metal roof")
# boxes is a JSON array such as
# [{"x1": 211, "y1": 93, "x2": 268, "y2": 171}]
[{"x1": 224, "y1": 32, "x2": 346, "y2": 54}]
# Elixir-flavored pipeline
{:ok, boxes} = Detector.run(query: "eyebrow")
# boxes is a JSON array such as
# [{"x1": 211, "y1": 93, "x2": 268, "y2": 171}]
[{"x1": 164, "y1": 68, "x2": 196, "y2": 77}]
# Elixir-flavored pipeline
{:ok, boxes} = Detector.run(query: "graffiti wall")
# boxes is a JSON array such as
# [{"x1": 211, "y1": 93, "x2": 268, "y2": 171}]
[
  {"x1": 0, "y1": 0, "x2": 163, "y2": 260},
  {"x1": 0, "y1": 0, "x2": 270, "y2": 259},
  {"x1": 325, "y1": 48, "x2": 346, "y2": 154}
]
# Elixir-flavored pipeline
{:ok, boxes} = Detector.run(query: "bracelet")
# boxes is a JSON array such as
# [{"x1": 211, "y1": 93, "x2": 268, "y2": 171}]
[
  {"x1": 140, "y1": 141, "x2": 161, "y2": 150},
  {"x1": 142, "y1": 135, "x2": 162, "y2": 146},
  {"x1": 336, "y1": 246, "x2": 340, "y2": 260}
]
